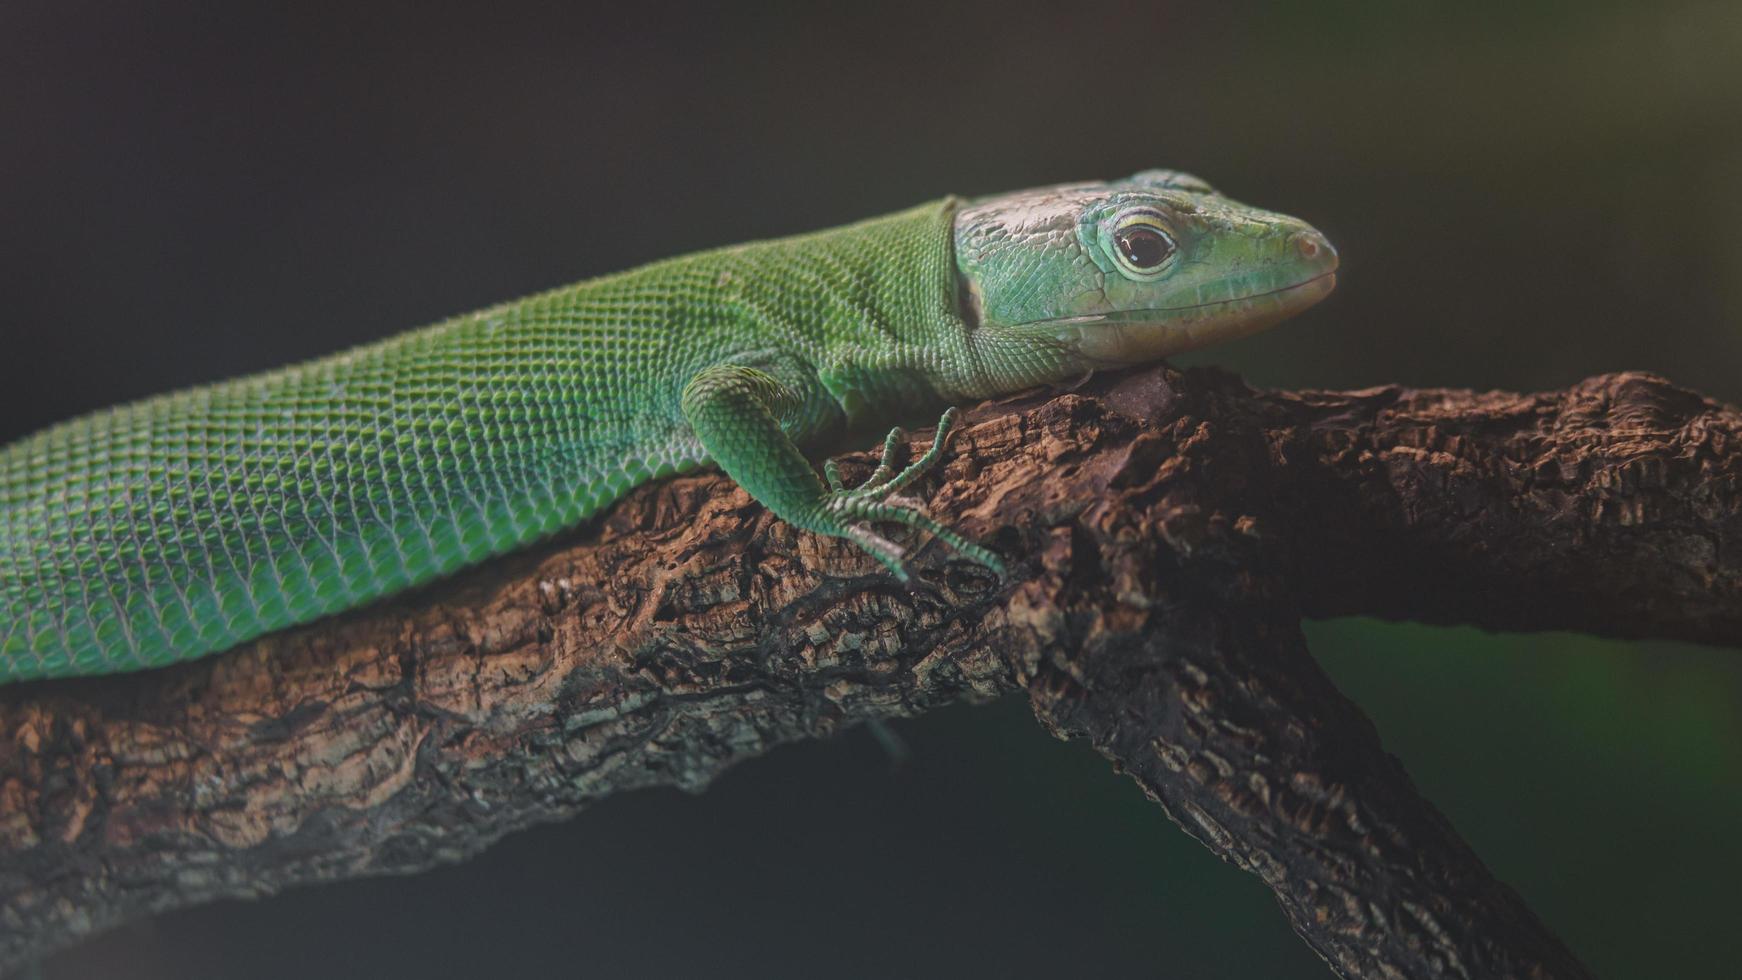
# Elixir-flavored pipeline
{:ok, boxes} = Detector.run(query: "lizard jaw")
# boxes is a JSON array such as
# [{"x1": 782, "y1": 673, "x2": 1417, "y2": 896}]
[{"x1": 1043, "y1": 271, "x2": 1337, "y2": 366}]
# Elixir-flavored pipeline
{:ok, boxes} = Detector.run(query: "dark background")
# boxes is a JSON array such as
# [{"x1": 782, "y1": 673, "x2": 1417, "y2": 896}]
[{"x1": 4, "y1": 2, "x2": 1739, "y2": 977}]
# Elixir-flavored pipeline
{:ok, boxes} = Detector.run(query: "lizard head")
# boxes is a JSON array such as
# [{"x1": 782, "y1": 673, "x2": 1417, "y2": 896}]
[{"x1": 953, "y1": 170, "x2": 1337, "y2": 371}]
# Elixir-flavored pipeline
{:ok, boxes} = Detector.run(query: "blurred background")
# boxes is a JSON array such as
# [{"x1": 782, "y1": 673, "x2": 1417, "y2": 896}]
[{"x1": 3, "y1": 1, "x2": 1739, "y2": 976}]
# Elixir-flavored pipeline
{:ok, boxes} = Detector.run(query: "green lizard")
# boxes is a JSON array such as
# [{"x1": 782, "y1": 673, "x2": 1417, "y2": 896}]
[{"x1": 0, "y1": 171, "x2": 1336, "y2": 683}]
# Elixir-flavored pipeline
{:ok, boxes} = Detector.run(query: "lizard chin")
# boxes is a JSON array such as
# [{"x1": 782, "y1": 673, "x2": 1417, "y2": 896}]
[{"x1": 1045, "y1": 272, "x2": 1337, "y2": 366}]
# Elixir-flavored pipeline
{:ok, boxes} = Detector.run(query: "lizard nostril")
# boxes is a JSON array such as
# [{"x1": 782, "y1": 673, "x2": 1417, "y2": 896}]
[{"x1": 1290, "y1": 230, "x2": 1338, "y2": 270}]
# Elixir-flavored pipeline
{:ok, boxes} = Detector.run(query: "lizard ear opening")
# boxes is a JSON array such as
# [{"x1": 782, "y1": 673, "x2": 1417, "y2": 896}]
[{"x1": 954, "y1": 269, "x2": 983, "y2": 331}]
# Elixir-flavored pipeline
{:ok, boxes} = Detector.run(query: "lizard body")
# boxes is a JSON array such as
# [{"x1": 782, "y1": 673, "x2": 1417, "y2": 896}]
[{"x1": 0, "y1": 171, "x2": 1336, "y2": 682}]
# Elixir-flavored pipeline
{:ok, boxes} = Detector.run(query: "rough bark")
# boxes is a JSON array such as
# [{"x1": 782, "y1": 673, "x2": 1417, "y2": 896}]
[{"x1": 4, "y1": 365, "x2": 1738, "y2": 978}]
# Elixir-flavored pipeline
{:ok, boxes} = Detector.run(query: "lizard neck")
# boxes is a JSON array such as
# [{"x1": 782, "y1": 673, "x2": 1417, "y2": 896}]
[{"x1": 745, "y1": 197, "x2": 1077, "y2": 411}]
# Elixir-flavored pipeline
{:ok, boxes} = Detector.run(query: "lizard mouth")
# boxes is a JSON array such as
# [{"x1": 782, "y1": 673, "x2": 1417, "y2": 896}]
[
  {"x1": 1027, "y1": 271, "x2": 1338, "y2": 364},
  {"x1": 1023, "y1": 271, "x2": 1338, "y2": 328}
]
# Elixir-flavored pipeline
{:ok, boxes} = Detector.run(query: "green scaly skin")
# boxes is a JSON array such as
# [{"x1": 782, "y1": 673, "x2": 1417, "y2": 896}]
[{"x1": 0, "y1": 171, "x2": 1337, "y2": 682}]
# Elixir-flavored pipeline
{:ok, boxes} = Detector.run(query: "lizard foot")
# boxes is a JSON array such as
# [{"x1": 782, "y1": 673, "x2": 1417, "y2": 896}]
[{"x1": 820, "y1": 408, "x2": 1006, "y2": 581}]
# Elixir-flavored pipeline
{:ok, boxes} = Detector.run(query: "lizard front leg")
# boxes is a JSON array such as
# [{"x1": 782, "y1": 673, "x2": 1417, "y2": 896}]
[{"x1": 680, "y1": 363, "x2": 1003, "y2": 580}]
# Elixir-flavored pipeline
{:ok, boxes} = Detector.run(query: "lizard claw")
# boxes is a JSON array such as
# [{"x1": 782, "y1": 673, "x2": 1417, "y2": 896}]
[{"x1": 819, "y1": 408, "x2": 1003, "y2": 579}]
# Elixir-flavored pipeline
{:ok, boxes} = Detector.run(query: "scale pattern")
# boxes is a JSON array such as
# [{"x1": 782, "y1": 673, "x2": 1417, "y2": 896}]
[{"x1": 0, "y1": 201, "x2": 963, "y2": 681}]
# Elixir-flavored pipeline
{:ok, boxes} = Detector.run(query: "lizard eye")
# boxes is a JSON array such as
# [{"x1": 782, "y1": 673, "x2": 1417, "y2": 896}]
[{"x1": 1107, "y1": 210, "x2": 1177, "y2": 280}]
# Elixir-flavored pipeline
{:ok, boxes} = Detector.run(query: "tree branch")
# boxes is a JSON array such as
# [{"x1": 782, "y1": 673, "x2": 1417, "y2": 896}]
[{"x1": 4, "y1": 365, "x2": 1736, "y2": 977}]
